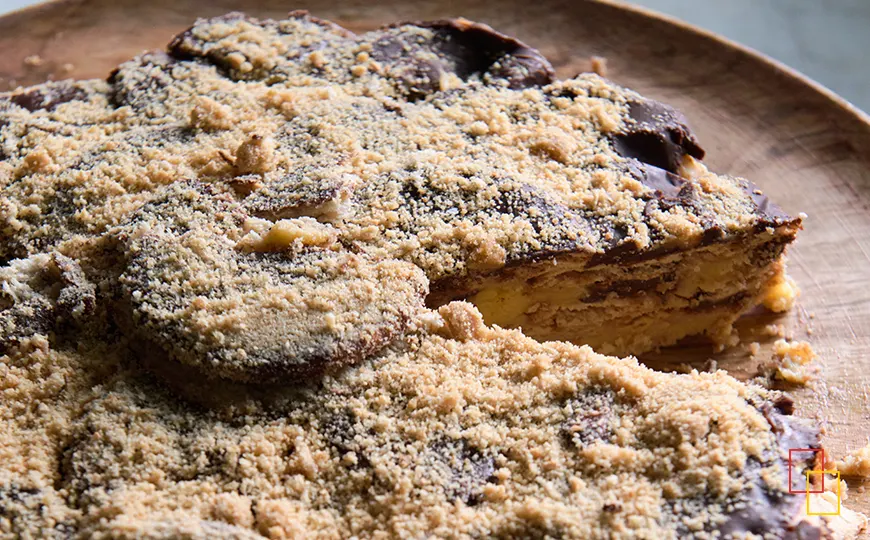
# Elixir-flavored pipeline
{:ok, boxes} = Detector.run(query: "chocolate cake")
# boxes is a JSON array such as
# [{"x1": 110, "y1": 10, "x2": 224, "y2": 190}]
[
  {"x1": 0, "y1": 11, "x2": 863, "y2": 540},
  {"x1": 1, "y1": 12, "x2": 799, "y2": 358}
]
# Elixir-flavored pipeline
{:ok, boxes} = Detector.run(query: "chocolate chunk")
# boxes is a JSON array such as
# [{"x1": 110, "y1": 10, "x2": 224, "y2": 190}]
[
  {"x1": 491, "y1": 183, "x2": 595, "y2": 263},
  {"x1": 372, "y1": 19, "x2": 553, "y2": 100},
  {"x1": 745, "y1": 180, "x2": 794, "y2": 226},
  {"x1": 715, "y1": 460, "x2": 802, "y2": 537},
  {"x1": 561, "y1": 389, "x2": 615, "y2": 448},
  {"x1": 320, "y1": 408, "x2": 371, "y2": 468},
  {"x1": 53, "y1": 253, "x2": 98, "y2": 321},
  {"x1": 790, "y1": 520, "x2": 826, "y2": 540},
  {"x1": 0, "y1": 484, "x2": 74, "y2": 537},
  {"x1": 3, "y1": 83, "x2": 88, "y2": 113},
  {"x1": 108, "y1": 52, "x2": 179, "y2": 111},
  {"x1": 760, "y1": 401, "x2": 821, "y2": 493},
  {"x1": 168, "y1": 12, "x2": 352, "y2": 81},
  {"x1": 612, "y1": 99, "x2": 705, "y2": 174},
  {"x1": 242, "y1": 164, "x2": 352, "y2": 222},
  {"x1": 715, "y1": 402, "x2": 822, "y2": 537},
  {"x1": 2, "y1": 83, "x2": 88, "y2": 112},
  {"x1": 168, "y1": 12, "x2": 253, "y2": 71},
  {"x1": 0, "y1": 253, "x2": 96, "y2": 352},
  {"x1": 428, "y1": 438, "x2": 496, "y2": 505},
  {"x1": 629, "y1": 161, "x2": 687, "y2": 199},
  {"x1": 772, "y1": 394, "x2": 795, "y2": 415}
]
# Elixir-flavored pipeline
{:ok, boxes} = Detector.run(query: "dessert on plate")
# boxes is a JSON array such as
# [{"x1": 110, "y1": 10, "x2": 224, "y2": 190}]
[{"x1": 0, "y1": 11, "x2": 863, "y2": 540}]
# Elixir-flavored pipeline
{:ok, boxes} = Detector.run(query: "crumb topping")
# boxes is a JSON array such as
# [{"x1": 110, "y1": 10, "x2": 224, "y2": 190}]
[
  {"x1": 836, "y1": 445, "x2": 870, "y2": 478},
  {"x1": 0, "y1": 12, "x2": 833, "y2": 539},
  {"x1": 0, "y1": 301, "x2": 815, "y2": 538},
  {"x1": 1, "y1": 13, "x2": 781, "y2": 290},
  {"x1": 759, "y1": 339, "x2": 818, "y2": 386}
]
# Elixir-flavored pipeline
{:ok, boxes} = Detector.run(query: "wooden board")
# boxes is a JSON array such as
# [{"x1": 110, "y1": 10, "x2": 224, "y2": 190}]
[{"x1": 2, "y1": 0, "x2": 869, "y2": 518}]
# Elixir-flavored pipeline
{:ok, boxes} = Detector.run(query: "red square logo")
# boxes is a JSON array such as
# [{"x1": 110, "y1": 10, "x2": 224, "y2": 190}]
[{"x1": 788, "y1": 448, "x2": 824, "y2": 494}]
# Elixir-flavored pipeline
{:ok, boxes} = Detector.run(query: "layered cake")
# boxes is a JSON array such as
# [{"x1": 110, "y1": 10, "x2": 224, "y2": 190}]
[
  {"x1": 0, "y1": 12, "x2": 800, "y2": 357},
  {"x1": 0, "y1": 12, "x2": 861, "y2": 540}
]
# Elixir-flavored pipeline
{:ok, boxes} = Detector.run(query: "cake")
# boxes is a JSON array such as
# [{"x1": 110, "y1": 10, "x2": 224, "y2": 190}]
[
  {"x1": 0, "y1": 11, "x2": 863, "y2": 540},
  {"x1": 0, "y1": 12, "x2": 800, "y2": 359}
]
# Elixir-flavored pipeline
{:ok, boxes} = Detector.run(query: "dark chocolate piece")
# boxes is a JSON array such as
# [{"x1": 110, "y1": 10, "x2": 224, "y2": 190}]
[
  {"x1": 168, "y1": 11, "x2": 353, "y2": 81},
  {"x1": 321, "y1": 408, "x2": 372, "y2": 469},
  {"x1": 0, "y1": 253, "x2": 96, "y2": 353},
  {"x1": 745, "y1": 180, "x2": 794, "y2": 225},
  {"x1": 614, "y1": 108, "x2": 795, "y2": 232},
  {"x1": 2, "y1": 83, "x2": 88, "y2": 112},
  {"x1": 115, "y1": 181, "x2": 427, "y2": 382},
  {"x1": 664, "y1": 402, "x2": 822, "y2": 539},
  {"x1": 0, "y1": 484, "x2": 76, "y2": 537},
  {"x1": 561, "y1": 389, "x2": 616, "y2": 448},
  {"x1": 612, "y1": 99, "x2": 705, "y2": 174},
  {"x1": 107, "y1": 52, "x2": 179, "y2": 111},
  {"x1": 630, "y1": 161, "x2": 687, "y2": 199},
  {"x1": 372, "y1": 19, "x2": 554, "y2": 100},
  {"x1": 717, "y1": 404, "x2": 822, "y2": 538},
  {"x1": 428, "y1": 438, "x2": 496, "y2": 506},
  {"x1": 242, "y1": 163, "x2": 351, "y2": 222}
]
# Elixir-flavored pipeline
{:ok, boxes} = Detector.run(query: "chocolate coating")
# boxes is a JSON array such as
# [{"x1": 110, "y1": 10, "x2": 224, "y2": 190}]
[
  {"x1": 0, "y1": 253, "x2": 96, "y2": 353},
  {"x1": 612, "y1": 99, "x2": 705, "y2": 174},
  {"x1": 168, "y1": 11, "x2": 353, "y2": 81},
  {"x1": 427, "y1": 438, "x2": 496, "y2": 506},
  {"x1": 718, "y1": 403, "x2": 822, "y2": 538},
  {"x1": 373, "y1": 19, "x2": 554, "y2": 100},
  {"x1": 746, "y1": 180, "x2": 794, "y2": 226},
  {"x1": 2, "y1": 83, "x2": 88, "y2": 112},
  {"x1": 611, "y1": 100, "x2": 796, "y2": 233},
  {"x1": 630, "y1": 161, "x2": 687, "y2": 199},
  {"x1": 561, "y1": 389, "x2": 616, "y2": 447}
]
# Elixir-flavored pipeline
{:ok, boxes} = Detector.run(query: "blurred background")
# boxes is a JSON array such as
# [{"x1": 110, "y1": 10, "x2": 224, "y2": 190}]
[{"x1": 0, "y1": 0, "x2": 868, "y2": 113}]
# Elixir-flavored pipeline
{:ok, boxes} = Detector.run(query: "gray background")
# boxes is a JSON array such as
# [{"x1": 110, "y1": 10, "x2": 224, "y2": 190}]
[{"x1": 1, "y1": 0, "x2": 868, "y2": 112}]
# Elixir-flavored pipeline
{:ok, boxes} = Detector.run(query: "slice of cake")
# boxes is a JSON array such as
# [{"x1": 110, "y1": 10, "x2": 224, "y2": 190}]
[
  {"x1": 0, "y1": 297, "x2": 864, "y2": 538},
  {"x1": 0, "y1": 12, "x2": 800, "y2": 358}
]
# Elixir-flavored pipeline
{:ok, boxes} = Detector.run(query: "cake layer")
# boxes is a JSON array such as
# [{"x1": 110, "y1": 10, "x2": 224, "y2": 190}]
[
  {"x1": 435, "y1": 226, "x2": 796, "y2": 354},
  {"x1": 0, "y1": 13, "x2": 800, "y2": 363}
]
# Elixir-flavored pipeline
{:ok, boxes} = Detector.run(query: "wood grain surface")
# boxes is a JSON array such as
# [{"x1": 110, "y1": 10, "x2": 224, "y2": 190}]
[{"x1": 2, "y1": 0, "x2": 869, "y2": 519}]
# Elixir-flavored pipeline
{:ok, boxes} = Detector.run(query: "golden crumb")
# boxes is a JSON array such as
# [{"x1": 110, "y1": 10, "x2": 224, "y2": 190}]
[
  {"x1": 760, "y1": 339, "x2": 818, "y2": 385},
  {"x1": 590, "y1": 56, "x2": 608, "y2": 77},
  {"x1": 762, "y1": 274, "x2": 800, "y2": 312},
  {"x1": 837, "y1": 444, "x2": 870, "y2": 477},
  {"x1": 23, "y1": 54, "x2": 43, "y2": 67},
  {"x1": 748, "y1": 341, "x2": 761, "y2": 357},
  {"x1": 235, "y1": 133, "x2": 276, "y2": 175},
  {"x1": 764, "y1": 323, "x2": 786, "y2": 337}
]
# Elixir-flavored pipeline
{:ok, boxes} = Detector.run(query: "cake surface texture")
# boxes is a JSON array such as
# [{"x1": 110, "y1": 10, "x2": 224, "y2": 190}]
[
  {"x1": 0, "y1": 11, "x2": 863, "y2": 540},
  {"x1": 0, "y1": 11, "x2": 800, "y2": 360},
  {"x1": 1, "y1": 299, "x2": 865, "y2": 539}
]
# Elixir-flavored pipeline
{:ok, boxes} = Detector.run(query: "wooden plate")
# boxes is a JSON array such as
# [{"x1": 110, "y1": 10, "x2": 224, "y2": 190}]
[{"x1": 2, "y1": 0, "x2": 869, "y2": 517}]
